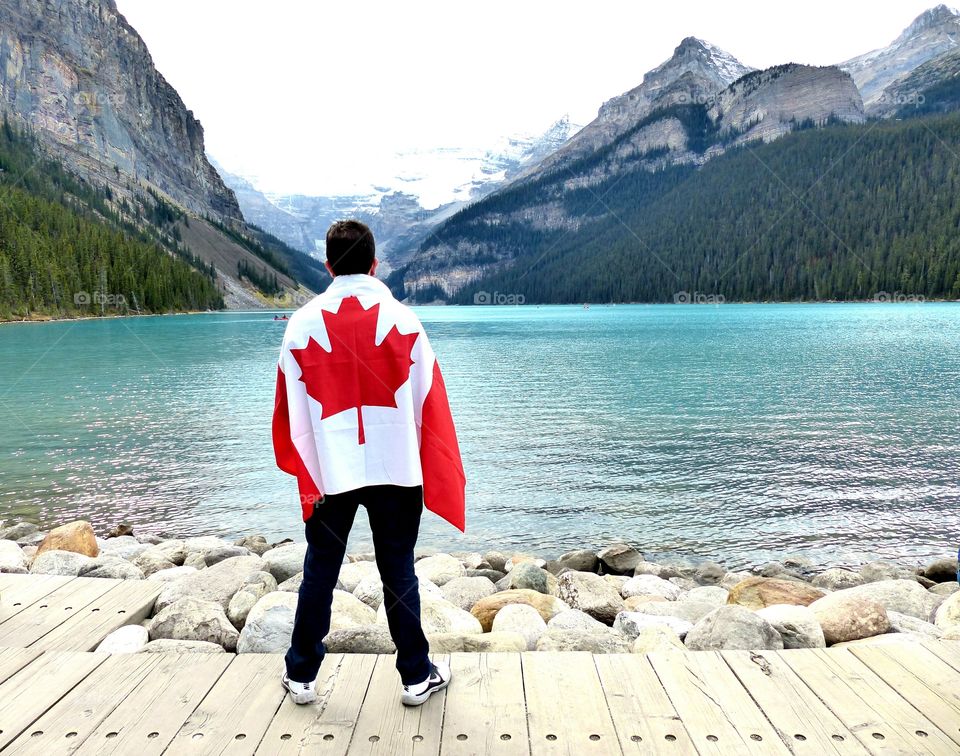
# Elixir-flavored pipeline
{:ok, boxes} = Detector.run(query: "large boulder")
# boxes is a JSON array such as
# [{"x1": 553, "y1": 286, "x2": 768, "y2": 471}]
[
  {"x1": 809, "y1": 593, "x2": 889, "y2": 644},
  {"x1": 0, "y1": 522, "x2": 38, "y2": 541},
  {"x1": 325, "y1": 625, "x2": 397, "y2": 654},
  {"x1": 471, "y1": 590, "x2": 569, "y2": 631},
  {"x1": 624, "y1": 600, "x2": 716, "y2": 625},
  {"x1": 429, "y1": 632, "x2": 527, "y2": 653},
  {"x1": 154, "y1": 555, "x2": 264, "y2": 613},
  {"x1": 204, "y1": 545, "x2": 252, "y2": 566},
  {"x1": 414, "y1": 554, "x2": 465, "y2": 586},
  {"x1": 811, "y1": 568, "x2": 864, "y2": 591},
  {"x1": 859, "y1": 561, "x2": 917, "y2": 583},
  {"x1": 97, "y1": 536, "x2": 150, "y2": 561},
  {"x1": 632, "y1": 561, "x2": 665, "y2": 577},
  {"x1": 140, "y1": 639, "x2": 225, "y2": 653},
  {"x1": 548, "y1": 609, "x2": 607, "y2": 631},
  {"x1": 79, "y1": 556, "x2": 145, "y2": 580},
  {"x1": 623, "y1": 595, "x2": 668, "y2": 611},
  {"x1": 755, "y1": 604, "x2": 825, "y2": 648},
  {"x1": 227, "y1": 571, "x2": 278, "y2": 629},
  {"x1": 36, "y1": 520, "x2": 98, "y2": 558},
  {"x1": 887, "y1": 611, "x2": 943, "y2": 638},
  {"x1": 682, "y1": 586, "x2": 729, "y2": 607},
  {"x1": 133, "y1": 550, "x2": 177, "y2": 577},
  {"x1": 440, "y1": 576, "x2": 497, "y2": 611},
  {"x1": 331, "y1": 589, "x2": 378, "y2": 631},
  {"x1": 555, "y1": 571, "x2": 625, "y2": 624},
  {"x1": 508, "y1": 562, "x2": 557, "y2": 595},
  {"x1": 237, "y1": 591, "x2": 298, "y2": 653},
  {"x1": 0, "y1": 540, "x2": 28, "y2": 574},
  {"x1": 934, "y1": 591, "x2": 960, "y2": 630},
  {"x1": 727, "y1": 577, "x2": 825, "y2": 610},
  {"x1": 832, "y1": 580, "x2": 942, "y2": 621},
  {"x1": 931, "y1": 582, "x2": 959, "y2": 597},
  {"x1": 234, "y1": 535, "x2": 273, "y2": 557},
  {"x1": 261, "y1": 543, "x2": 307, "y2": 583},
  {"x1": 149, "y1": 598, "x2": 239, "y2": 651},
  {"x1": 922, "y1": 558, "x2": 958, "y2": 584},
  {"x1": 557, "y1": 549, "x2": 599, "y2": 573},
  {"x1": 29, "y1": 549, "x2": 95, "y2": 576},
  {"x1": 95, "y1": 625, "x2": 149, "y2": 654},
  {"x1": 337, "y1": 561, "x2": 380, "y2": 593},
  {"x1": 536, "y1": 628, "x2": 632, "y2": 653},
  {"x1": 492, "y1": 603, "x2": 547, "y2": 650},
  {"x1": 614, "y1": 611, "x2": 694, "y2": 640},
  {"x1": 482, "y1": 551, "x2": 508, "y2": 572},
  {"x1": 147, "y1": 566, "x2": 198, "y2": 582},
  {"x1": 597, "y1": 544, "x2": 643, "y2": 575},
  {"x1": 379, "y1": 597, "x2": 481, "y2": 635},
  {"x1": 685, "y1": 606, "x2": 784, "y2": 651},
  {"x1": 694, "y1": 562, "x2": 726, "y2": 586},
  {"x1": 621, "y1": 574, "x2": 682, "y2": 601}
]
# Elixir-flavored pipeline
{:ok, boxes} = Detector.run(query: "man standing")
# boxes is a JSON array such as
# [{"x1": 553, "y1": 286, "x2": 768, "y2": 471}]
[{"x1": 272, "y1": 220, "x2": 466, "y2": 706}]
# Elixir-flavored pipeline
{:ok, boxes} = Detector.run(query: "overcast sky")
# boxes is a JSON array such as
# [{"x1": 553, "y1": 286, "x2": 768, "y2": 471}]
[{"x1": 117, "y1": 0, "x2": 945, "y2": 200}]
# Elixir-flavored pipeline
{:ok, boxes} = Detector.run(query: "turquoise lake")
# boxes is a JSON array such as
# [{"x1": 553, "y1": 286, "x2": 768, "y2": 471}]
[{"x1": 0, "y1": 303, "x2": 958, "y2": 569}]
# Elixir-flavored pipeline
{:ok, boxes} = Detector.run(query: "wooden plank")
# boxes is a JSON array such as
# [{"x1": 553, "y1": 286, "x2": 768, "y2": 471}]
[
  {"x1": 0, "y1": 574, "x2": 76, "y2": 625},
  {"x1": 3, "y1": 652, "x2": 164, "y2": 754},
  {"x1": 33, "y1": 578, "x2": 161, "y2": 651},
  {"x1": 721, "y1": 650, "x2": 867, "y2": 755},
  {"x1": 849, "y1": 644, "x2": 960, "y2": 748},
  {"x1": 349, "y1": 653, "x2": 448, "y2": 756},
  {"x1": 0, "y1": 576, "x2": 120, "y2": 648},
  {"x1": 440, "y1": 653, "x2": 530, "y2": 756},
  {"x1": 74, "y1": 651, "x2": 232, "y2": 756},
  {"x1": 522, "y1": 651, "x2": 621, "y2": 756},
  {"x1": 257, "y1": 653, "x2": 377, "y2": 756},
  {"x1": 0, "y1": 649, "x2": 108, "y2": 750},
  {"x1": 781, "y1": 647, "x2": 955, "y2": 755},
  {"x1": 648, "y1": 650, "x2": 788, "y2": 755},
  {"x1": 0, "y1": 646, "x2": 43, "y2": 685},
  {"x1": 166, "y1": 652, "x2": 287, "y2": 754},
  {"x1": 593, "y1": 653, "x2": 695, "y2": 754},
  {"x1": 923, "y1": 639, "x2": 960, "y2": 674}
]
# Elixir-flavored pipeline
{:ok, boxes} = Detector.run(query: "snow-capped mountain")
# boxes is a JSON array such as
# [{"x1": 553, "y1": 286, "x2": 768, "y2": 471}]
[
  {"x1": 215, "y1": 116, "x2": 581, "y2": 270},
  {"x1": 839, "y1": 4, "x2": 960, "y2": 111}
]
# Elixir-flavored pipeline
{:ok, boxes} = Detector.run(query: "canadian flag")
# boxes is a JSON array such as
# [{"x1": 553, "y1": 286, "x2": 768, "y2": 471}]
[{"x1": 272, "y1": 275, "x2": 466, "y2": 531}]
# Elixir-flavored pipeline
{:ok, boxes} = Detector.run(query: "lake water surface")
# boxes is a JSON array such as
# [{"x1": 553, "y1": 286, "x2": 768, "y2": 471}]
[{"x1": 1, "y1": 303, "x2": 958, "y2": 569}]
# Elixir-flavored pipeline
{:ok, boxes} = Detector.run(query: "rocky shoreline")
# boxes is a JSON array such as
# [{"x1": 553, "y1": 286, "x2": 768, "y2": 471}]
[{"x1": 1, "y1": 519, "x2": 959, "y2": 657}]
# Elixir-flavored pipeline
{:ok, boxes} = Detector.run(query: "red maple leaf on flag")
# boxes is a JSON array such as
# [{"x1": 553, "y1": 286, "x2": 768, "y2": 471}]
[{"x1": 290, "y1": 296, "x2": 420, "y2": 445}]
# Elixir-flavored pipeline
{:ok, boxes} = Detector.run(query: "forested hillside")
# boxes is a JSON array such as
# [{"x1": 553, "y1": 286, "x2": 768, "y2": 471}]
[
  {"x1": 0, "y1": 120, "x2": 223, "y2": 319},
  {"x1": 419, "y1": 112, "x2": 960, "y2": 304}
]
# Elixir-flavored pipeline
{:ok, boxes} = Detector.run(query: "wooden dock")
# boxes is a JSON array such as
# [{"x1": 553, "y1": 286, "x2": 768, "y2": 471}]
[{"x1": 1, "y1": 575, "x2": 959, "y2": 754}]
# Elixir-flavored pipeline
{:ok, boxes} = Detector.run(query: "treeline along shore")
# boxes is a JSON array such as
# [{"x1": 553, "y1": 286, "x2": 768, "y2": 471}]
[{"x1": 1, "y1": 518, "x2": 959, "y2": 655}]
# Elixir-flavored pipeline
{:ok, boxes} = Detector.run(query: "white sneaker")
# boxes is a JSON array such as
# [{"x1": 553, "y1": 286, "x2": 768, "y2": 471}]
[
  {"x1": 281, "y1": 672, "x2": 317, "y2": 705},
  {"x1": 401, "y1": 661, "x2": 451, "y2": 706}
]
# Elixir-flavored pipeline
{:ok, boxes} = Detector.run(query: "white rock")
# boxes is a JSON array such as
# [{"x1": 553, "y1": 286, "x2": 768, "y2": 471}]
[
  {"x1": 227, "y1": 571, "x2": 278, "y2": 629},
  {"x1": 684, "y1": 606, "x2": 784, "y2": 651},
  {"x1": 237, "y1": 591, "x2": 298, "y2": 654},
  {"x1": 148, "y1": 597, "x2": 239, "y2": 651},
  {"x1": 681, "y1": 586, "x2": 730, "y2": 607},
  {"x1": 261, "y1": 543, "x2": 308, "y2": 583},
  {"x1": 376, "y1": 596, "x2": 482, "y2": 634},
  {"x1": 621, "y1": 574, "x2": 683, "y2": 600},
  {"x1": 0, "y1": 540, "x2": 28, "y2": 574},
  {"x1": 331, "y1": 589, "x2": 377, "y2": 631},
  {"x1": 337, "y1": 560, "x2": 380, "y2": 593},
  {"x1": 97, "y1": 536, "x2": 150, "y2": 561},
  {"x1": 755, "y1": 604, "x2": 826, "y2": 648},
  {"x1": 29, "y1": 549, "x2": 95, "y2": 576},
  {"x1": 414, "y1": 554, "x2": 465, "y2": 586},
  {"x1": 440, "y1": 576, "x2": 497, "y2": 611},
  {"x1": 95, "y1": 625, "x2": 149, "y2": 654},
  {"x1": 154, "y1": 555, "x2": 264, "y2": 612},
  {"x1": 547, "y1": 609, "x2": 607, "y2": 631},
  {"x1": 147, "y1": 566, "x2": 199, "y2": 582},
  {"x1": 492, "y1": 604, "x2": 547, "y2": 650},
  {"x1": 632, "y1": 626, "x2": 687, "y2": 654}
]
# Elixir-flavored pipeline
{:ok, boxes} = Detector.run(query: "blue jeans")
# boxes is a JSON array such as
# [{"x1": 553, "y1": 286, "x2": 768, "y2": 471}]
[{"x1": 284, "y1": 484, "x2": 431, "y2": 686}]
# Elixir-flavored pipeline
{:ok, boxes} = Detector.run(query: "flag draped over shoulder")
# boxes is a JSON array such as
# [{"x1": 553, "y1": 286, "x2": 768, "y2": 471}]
[{"x1": 272, "y1": 274, "x2": 466, "y2": 531}]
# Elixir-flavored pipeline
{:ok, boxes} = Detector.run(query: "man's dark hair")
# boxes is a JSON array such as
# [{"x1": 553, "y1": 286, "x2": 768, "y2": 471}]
[{"x1": 326, "y1": 220, "x2": 376, "y2": 275}]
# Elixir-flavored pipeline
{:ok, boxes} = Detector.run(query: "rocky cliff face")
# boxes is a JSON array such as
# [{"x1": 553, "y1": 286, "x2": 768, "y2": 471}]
[
  {"x1": 0, "y1": 0, "x2": 241, "y2": 220},
  {"x1": 840, "y1": 4, "x2": 960, "y2": 113},
  {"x1": 873, "y1": 46, "x2": 960, "y2": 117},
  {"x1": 710, "y1": 64, "x2": 864, "y2": 143},
  {"x1": 530, "y1": 37, "x2": 753, "y2": 177}
]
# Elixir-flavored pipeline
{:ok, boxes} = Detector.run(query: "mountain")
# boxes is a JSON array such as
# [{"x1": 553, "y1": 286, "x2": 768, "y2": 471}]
[
  {"x1": 527, "y1": 38, "x2": 753, "y2": 178},
  {"x1": 215, "y1": 117, "x2": 582, "y2": 271},
  {"x1": 840, "y1": 5, "x2": 960, "y2": 112},
  {"x1": 0, "y1": 0, "x2": 241, "y2": 221},
  {"x1": 444, "y1": 112, "x2": 960, "y2": 304},
  {"x1": 0, "y1": 0, "x2": 328, "y2": 311},
  {"x1": 395, "y1": 42, "x2": 865, "y2": 300},
  {"x1": 874, "y1": 46, "x2": 960, "y2": 117}
]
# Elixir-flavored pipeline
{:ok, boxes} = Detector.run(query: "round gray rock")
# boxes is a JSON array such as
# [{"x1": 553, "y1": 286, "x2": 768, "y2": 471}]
[
  {"x1": 685, "y1": 606, "x2": 785, "y2": 651},
  {"x1": 536, "y1": 628, "x2": 632, "y2": 653},
  {"x1": 154, "y1": 555, "x2": 264, "y2": 613},
  {"x1": 755, "y1": 604, "x2": 825, "y2": 648},
  {"x1": 262, "y1": 543, "x2": 308, "y2": 583},
  {"x1": 149, "y1": 597, "x2": 239, "y2": 650},
  {"x1": 30, "y1": 549, "x2": 95, "y2": 576},
  {"x1": 597, "y1": 543, "x2": 643, "y2": 575},
  {"x1": 440, "y1": 576, "x2": 497, "y2": 611},
  {"x1": 556, "y1": 571, "x2": 625, "y2": 624}
]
